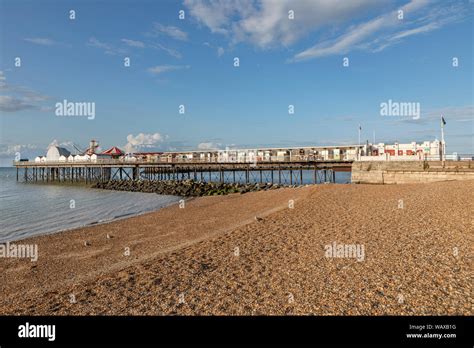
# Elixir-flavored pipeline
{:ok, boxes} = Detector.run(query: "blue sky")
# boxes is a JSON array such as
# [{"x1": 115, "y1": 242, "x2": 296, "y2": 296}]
[{"x1": 0, "y1": 0, "x2": 473, "y2": 165}]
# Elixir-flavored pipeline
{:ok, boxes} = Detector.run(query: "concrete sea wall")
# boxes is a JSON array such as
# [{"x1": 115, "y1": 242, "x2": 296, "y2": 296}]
[{"x1": 351, "y1": 161, "x2": 474, "y2": 184}]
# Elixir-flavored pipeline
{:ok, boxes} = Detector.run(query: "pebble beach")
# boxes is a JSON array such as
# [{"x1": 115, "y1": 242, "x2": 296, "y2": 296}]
[{"x1": 0, "y1": 180, "x2": 472, "y2": 315}]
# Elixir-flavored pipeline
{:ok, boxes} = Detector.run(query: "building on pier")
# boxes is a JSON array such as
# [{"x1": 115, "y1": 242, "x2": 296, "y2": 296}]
[
  {"x1": 46, "y1": 146, "x2": 71, "y2": 161},
  {"x1": 362, "y1": 140, "x2": 442, "y2": 161},
  {"x1": 29, "y1": 140, "x2": 446, "y2": 164}
]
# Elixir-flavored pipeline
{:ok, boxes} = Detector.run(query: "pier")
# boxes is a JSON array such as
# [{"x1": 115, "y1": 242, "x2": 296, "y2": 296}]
[{"x1": 13, "y1": 159, "x2": 353, "y2": 186}]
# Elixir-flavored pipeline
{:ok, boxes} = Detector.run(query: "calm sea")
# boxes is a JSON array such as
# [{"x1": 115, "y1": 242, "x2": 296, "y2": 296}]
[{"x1": 0, "y1": 167, "x2": 181, "y2": 243}]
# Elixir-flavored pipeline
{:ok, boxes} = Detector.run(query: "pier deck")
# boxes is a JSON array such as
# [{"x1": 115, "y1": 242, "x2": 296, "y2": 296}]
[{"x1": 14, "y1": 160, "x2": 353, "y2": 185}]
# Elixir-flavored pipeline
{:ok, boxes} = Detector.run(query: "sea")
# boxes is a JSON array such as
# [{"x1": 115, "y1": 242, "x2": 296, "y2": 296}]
[{"x1": 0, "y1": 167, "x2": 181, "y2": 243}]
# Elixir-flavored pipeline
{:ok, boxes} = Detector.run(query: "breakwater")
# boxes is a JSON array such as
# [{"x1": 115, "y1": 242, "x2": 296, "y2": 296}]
[{"x1": 92, "y1": 179, "x2": 284, "y2": 196}]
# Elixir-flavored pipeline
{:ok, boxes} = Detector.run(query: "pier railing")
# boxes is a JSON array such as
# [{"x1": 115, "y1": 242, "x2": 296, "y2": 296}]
[
  {"x1": 14, "y1": 155, "x2": 354, "y2": 166},
  {"x1": 15, "y1": 153, "x2": 473, "y2": 167}
]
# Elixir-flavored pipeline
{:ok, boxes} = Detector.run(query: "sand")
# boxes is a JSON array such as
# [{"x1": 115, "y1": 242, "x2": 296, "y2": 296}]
[{"x1": 0, "y1": 181, "x2": 472, "y2": 315}]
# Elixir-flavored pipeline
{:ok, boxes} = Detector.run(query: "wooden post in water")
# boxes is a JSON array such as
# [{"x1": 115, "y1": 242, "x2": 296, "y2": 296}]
[{"x1": 132, "y1": 166, "x2": 137, "y2": 180}]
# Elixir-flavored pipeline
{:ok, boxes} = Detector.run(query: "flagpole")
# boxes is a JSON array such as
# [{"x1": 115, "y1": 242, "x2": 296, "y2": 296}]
[
  {"x1": 358, "y1": 125, "x2": 361, "y2": 147},
  {"x1": 441, "y1": 115, "x2": 445, "y2": 164},
  {"x1": 358, "y1": 125, "x2": 361, "y2": 160}
]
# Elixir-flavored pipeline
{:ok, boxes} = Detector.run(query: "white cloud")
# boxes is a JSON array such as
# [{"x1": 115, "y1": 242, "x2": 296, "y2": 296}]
[
  {"x1": 150, "y1": 43, "x2": 183, "y2": 59},
  {"x1": 184, "y1": 0, "x2": 385, "y2": 48},
  {"x1": 45, "y1": 140, "x2": 84, "y2": 154},
  {"x1": 24, "y1": 37, "x2": 57, "y2": 46},
  {"x1": 0, "y1": 144, "x2": 38, "y2": 157},
  {"x1": 184, "y1": 0, "x2": 468, "y2": 62},
  {"x1": 89, "y1": 37, "x2": 181, "y2": 58},
  {"x1": 292, "y1": 14, "x2": 390, "y2": 61},
  {"x1": 147, "y1": 65, "x2": 190, "y2": 75},
  {"x1": 394, "y1": 105, "x2": 474, "y2": 125},
  {"x1": 429, "y1": 106, "x2": 473, "y2": 123},
  {"x1": 197, "y1": 142, "x2": 222, "y2": 150},
  {"x1": 0, "y1": 96, "x2": 34, "y2": 112},
  {"x1": 124, "y1": 133, "x2": 166, "y2": 153},
  {"x1": 48, "y1": 139, "x2": 61, "y2": 148},
  {"x1": 119, "y1": 38, "x2": 182, "y2": 58},
  {"x1": 202, "y1": 42, "x2": 225, "y2": 57},
  {"x1": 87, "y1": 37, "x2": 126, "y2": 55},
  {"x1": 121, "y1": 39, "x2": 146, "y2": 48},
  {"x1": 0, "y1": 72, "x2": 50, "y2": 112},
  {"x1": 292, "y1": 0, "x2": 467, "y2": 61},
  {"x1": 152, "y1": 23, "x2": 188, "y2": 41},
  {"x1": 87, "y1": 37, "x2": 110, "y2": 50}
]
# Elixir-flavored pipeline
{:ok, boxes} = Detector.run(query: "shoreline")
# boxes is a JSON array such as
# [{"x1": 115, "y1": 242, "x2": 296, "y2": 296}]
[
  {"x1": 2, "y1": 196, "x2": 185, "y2": 244},
  {"x1": 0, "y1": 181, "x2": 472, "y2": 315}
]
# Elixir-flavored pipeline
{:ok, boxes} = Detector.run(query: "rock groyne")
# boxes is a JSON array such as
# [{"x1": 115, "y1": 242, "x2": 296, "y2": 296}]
[{"x1": 92, "y1": 179, "x2": 283, "y2": 196}]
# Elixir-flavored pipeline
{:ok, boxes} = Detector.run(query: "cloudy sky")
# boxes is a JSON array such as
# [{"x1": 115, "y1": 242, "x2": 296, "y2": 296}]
[{"x1": 0, "y1": 0, "x2": 473, "y2": 166}]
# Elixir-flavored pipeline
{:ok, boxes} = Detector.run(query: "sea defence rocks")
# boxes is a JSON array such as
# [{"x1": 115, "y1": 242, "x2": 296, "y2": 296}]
[{"x1": 92, "y1": 179, "x2": 281, "y2": 196}]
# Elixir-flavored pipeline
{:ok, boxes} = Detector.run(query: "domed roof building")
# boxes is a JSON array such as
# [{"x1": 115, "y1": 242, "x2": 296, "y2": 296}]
[{"x1": 46, "y1": 146, "x2": 71, "y2": 161}]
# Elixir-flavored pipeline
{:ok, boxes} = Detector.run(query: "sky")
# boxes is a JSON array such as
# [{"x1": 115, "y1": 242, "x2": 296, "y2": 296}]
[{"x1": 0, "y1": 0, "x2": 473, "y2": 166}]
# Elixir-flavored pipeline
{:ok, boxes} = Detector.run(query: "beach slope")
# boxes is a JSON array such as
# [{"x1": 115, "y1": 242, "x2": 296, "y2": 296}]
[{"x1": 0, "y1": 181, "x2": 472, "y2": 315}]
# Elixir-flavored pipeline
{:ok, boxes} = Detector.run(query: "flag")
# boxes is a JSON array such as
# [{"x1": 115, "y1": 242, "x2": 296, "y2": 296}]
[{"x1": 441, "y1": 116, "x2": 446, "y2": 125}]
